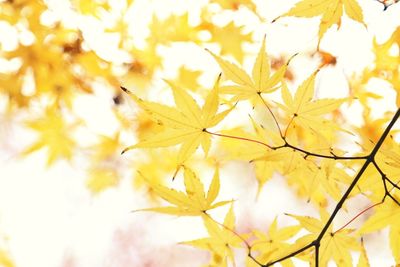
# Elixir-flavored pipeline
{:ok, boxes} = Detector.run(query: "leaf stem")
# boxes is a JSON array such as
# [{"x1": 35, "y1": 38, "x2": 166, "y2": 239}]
[
  {"x1": 263, "y1": 242, "x2": 314, "y2": 266},
  {"x1": 333, "y1": 201, "x2": 383, "y2": 234},
  {"x1": 205, "y1": 130, "x2": 274, "y2": 149},
  {"x1": 258, "y1": 93, "x2": 283, "y2": 138},
  {"x1": 283, "y1": 142, "x2": 368, "y2": 160}
]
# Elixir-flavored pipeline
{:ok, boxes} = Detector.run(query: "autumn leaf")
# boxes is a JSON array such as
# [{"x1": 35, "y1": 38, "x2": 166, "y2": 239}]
[
  {"x1": 23, "y1": 108, "x2": 77, "y2": 166},
  {"x1": 86, "y1": 167, "x2": 120, "y2": 194},
  {"x1": 208, "y1": 21, "x2": 253, "y2": 63},
  {"x1": 147, "y1": 13, "x2": 201, "y2": 44},
  {"x1": 173, "y1": 66, "x2": 202, "y2": 92},
  {"x1": 135, "y1": 167, "x2": 231, "y2": 216},
  {"x1": 90, "y1": 133, "x2": 121, "y2": 162},
  {"x1": 121, "y1": 75, "x2": 232, "y2": 163},
  {"x1": 357, "y1": 239, "x2": 370, "y2": 267},
  {"x1": 275, "y1": 0, "x2": 366, "y2": 48},
  {"x1": 359, "y1": 200, "x2": 400, "y2": 263},
  {"x1": 182, "y1": 204, "x2": 243, "y2": 266},
  {"x1": 277, "y1": 70, "x2": 346, "y2": 136},
  {"x1": 286, "y1": 210, "x2": 360, "y2": 266},
  {"x1": 208, "y1": 36, "x2": 289, "y2": 102},
  {"x1": 250, "y1": 217, "x2": 301, "y2": 266}
]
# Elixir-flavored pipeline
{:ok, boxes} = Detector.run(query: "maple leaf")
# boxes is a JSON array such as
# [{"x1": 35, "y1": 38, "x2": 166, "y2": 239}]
[
  {"x1": 173, "y1": 66, "x2": 202, "y2": 92},
  {"x1": 182, "y1": 204, "x2": 243, "y2": 266},
  {"x1": 147, "y1": 13, "x2": 201, "y2": 44},
  {"x1": 133, "y1": 150, "x2": 179, "y2": 202},
  {"x1": 218, "y1": 118, "x2": 286, "y2": 194},
  {"x1": 90, "y1": 133, "x2": 121, "y2": 162},
  {"x1": 86, "y1": 167, "x2": 120, "y2": 194},
  {"x1": 359, "y1": 200, "x2": 400, "y2": 263},
  {"x1": 23, "y1": 108, "x2": 77, "y2": 166},
  {"x1": 308, "y1": 160, "x2": 352, "y2": 204},
  {"x1": 357, "y1": 240, "x2": 370, "y2": 267},
  {"x1": 121, "y1": 75, "x2": 232, "y2": 163},
  {"x1": 136, "y1": 167, "x2": 231, "y2": 216},
  {"x1": 373, "y1": 27, "x2": 400, "y2": 73},
  {"x1": 250, "y1": 217, "x2": 301, "y2": 266},
  {"x1": 287, "y1": 210, "x2": 360, "y2": 266},
  {"x1": 208, "y1": 36, "x2": 289, "y2": 102},
  {"x1": 371, "y1": 27, "x2": 400, "y2": 107},
  {"x1": 208, "y1": 21, "x2": 252, "y2": 63},
  {"x1": 122, "y1": 41, "x2": 163, "y2": 88},
  {"x1": 277, "y1": 70, "x2": 345, "y2": 136},
  {"x1": 276, "y1": 0, "x2": 366, "y2": 47}
]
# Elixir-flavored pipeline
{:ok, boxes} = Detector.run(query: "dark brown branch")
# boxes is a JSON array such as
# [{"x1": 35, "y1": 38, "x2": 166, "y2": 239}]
[
  {"x1": 282, "y1": 142, "x2": 368, "y2": 160},
  {"x1": 263, "y1": 242, "x2": 315, "y2": 266},
  {"x1": 316, "y1": 108, "x2": 400, "y2": 241},
  {"x1": 262, "y1": 108, "x2": 400, "y2": 266}
]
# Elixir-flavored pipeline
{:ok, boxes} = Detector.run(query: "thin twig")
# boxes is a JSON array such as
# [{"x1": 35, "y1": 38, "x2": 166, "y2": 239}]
[
  {"x1": 333, "y1": 201, "x2": 383, "y2": 234},
  {"x1": 258, "y1": 93, "x2": 283, "y2": 138},
  {"x1": 205, "y1": 130, "x2": 273, "y2": 149}
]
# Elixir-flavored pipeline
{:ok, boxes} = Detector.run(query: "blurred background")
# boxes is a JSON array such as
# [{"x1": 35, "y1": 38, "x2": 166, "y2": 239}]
[{"x1": 0, "y1": 0, "x2": 400, "y2": 266}]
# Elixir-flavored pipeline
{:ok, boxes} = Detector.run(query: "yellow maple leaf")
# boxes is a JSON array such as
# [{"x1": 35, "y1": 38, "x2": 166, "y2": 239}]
[
  {"x1": 250, "y1": 217, "x2": 301, "y2": 266},
  {"x1": 276, "y1": 0, "x2": 365, "y2": 48},
  {"x1": 286, "y1": 210, "x2": 360, "y2": 266},
  {"x1": 121, "y1": 75, "x2": 232, "y2": 163},
  {"x1": 357, "y1": 239, "x2": 370, "y2": 267},
  {"x1": 278, "y1": 71, "x2": 345, "y2": 136},
  {"x1": 23, "y1": 108, "x2": 77, "y2": 166},
  {"x1": 136, "y1": 167, "x2": 231, "y2": 216},
  {"x1": 147, "y1": 13, "x2": 201, "y2": 44},
  {"x1": 182, "y1": 204, "x2": 243, "y2": 266},
  {"x1": 359, "y1": 200, "x2": 400, "y2": 263},
  {"x1": 208, "y1": 36, "x2": 289, "y2": 102},
  {"x1": 132, "y1": 150, "x2": 179, "y2": 202},
  {"x1": 208, "y1": 21, "x2": 252, "y2": 63},
  {"x1": 373, "y1": 27, "x2": 400, "y2": 73},
  {"x1": 90, "y1": 133, "x2": 121, "y2": 162},
  {"x1": 86, "y1": 167, "x2": 120, "y2": 194},
  {"x1": 173, "y1": 66, "x2": 202, "y2": 92},
  {"x1": 285, "y1": 159, "x2": 352, "y2": 207},
  {"x1": 121, "y1": 42, "x2": 162, "y2": 89}
]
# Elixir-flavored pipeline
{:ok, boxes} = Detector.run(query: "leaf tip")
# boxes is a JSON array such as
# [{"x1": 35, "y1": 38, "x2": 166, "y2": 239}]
[
  {"x1": 172, "y1": 164, "x2": 183, "y2": 181},
  {"x1": 121, "y1": 145, "x2": 134, "y2": 155},
  {"x1": 271, "y1": 16, "x2": 280, "y2": 23},
  {"x1": 120, "y1": 86, "x2": 131, "y2": 94},
  {"x1": 287, "y1": 53, "x2": 299, "y2": 65}
]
